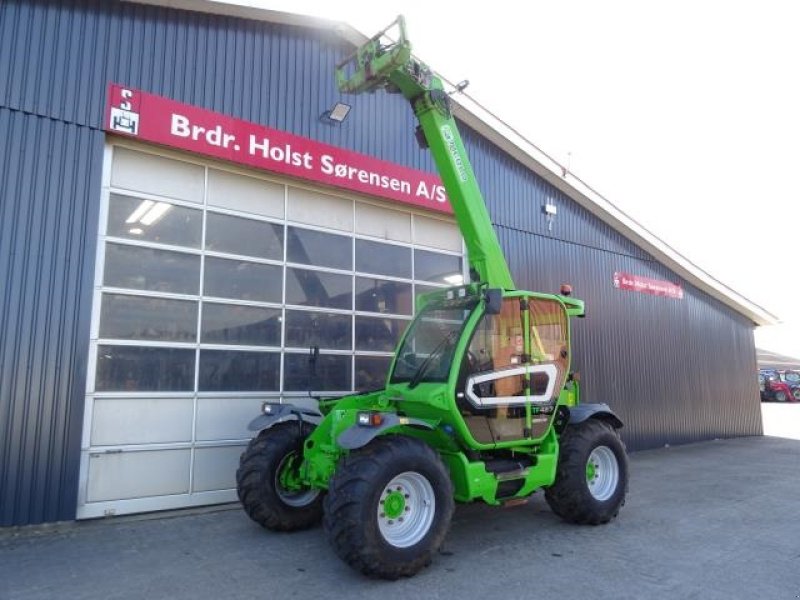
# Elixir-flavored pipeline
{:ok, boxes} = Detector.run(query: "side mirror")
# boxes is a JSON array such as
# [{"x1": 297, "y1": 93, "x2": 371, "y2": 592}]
[{"x1": 485, "y1": 288, "x2": 503, "y2": 315}]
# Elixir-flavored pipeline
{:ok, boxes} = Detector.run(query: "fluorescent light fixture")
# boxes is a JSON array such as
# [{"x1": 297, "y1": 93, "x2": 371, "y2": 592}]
[
  {"x1": 126, "y1": 200, "x2": 155, "y2": 223},
  {"x1": 444, "y1": 274, "x2": 464, "y2": 285},
  {"x1": 139, "y1": 202, "x2": 172, "y2": 225},
  {"x1": 128, "y1": 228, "x2": 144, "y2": 235}
]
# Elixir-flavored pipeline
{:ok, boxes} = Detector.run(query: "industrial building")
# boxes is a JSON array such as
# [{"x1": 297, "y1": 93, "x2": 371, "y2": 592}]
[{"x1": 0, "y1": 0, "x2": 776, "y2": 526}]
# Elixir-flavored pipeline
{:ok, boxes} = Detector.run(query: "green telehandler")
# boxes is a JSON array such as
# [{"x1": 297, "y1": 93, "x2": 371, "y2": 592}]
[{"x1": 236, "y1": 16, "x2": 628, "y2": 579}]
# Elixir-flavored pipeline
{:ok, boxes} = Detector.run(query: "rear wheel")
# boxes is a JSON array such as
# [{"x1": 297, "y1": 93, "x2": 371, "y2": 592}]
[
  {"x1": 775, "y1": 390, "x2": 788, "y2": 402},
  {"x1": 546, "y1": 419, "x2": 628, "y2": 525},
  {"x1": 236, "y1": 422, "x2": 323, "y2": 531},
  {"x1": 792, "y1": 388, "x2": 800, "y2": 401},
  {"x1": 323, "y1": 436, "x2": 454, "y2": 580}
]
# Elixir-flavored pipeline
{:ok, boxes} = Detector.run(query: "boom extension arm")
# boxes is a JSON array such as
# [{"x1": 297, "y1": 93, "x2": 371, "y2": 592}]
[{"x1": 336, "y1": 16, "x2": 515, "y2": 290}]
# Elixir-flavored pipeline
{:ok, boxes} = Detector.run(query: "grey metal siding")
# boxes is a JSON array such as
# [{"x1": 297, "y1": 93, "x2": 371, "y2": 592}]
[
  {"x1": 0, "y1": 107, "x2": 103, "y2": 525},
  {"x1": 495, "y1": 226, "x2": 761, "y2": 450},
  {"x1": 0, "y1": 0, "x2": 761, "y2": 525}
]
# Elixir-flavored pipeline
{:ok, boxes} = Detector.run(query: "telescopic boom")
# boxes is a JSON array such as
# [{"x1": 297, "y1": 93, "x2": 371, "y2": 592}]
[{"x1": 336, "y1": 16, "x2": 515, "y2": 290}]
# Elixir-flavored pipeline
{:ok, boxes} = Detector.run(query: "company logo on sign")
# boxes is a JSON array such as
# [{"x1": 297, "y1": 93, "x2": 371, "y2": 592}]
[
  {"x1": 613, "y1": 271, "x2": 684, "y2": 300},
  {"x1": 105, "y1": 84, "x2": 452, "y2": 214},
  {"x1": 109, "y1": 89, "x2": 140, "y2": 135}
]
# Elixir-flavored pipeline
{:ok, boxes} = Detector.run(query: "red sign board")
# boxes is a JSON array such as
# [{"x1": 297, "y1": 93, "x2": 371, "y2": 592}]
[
  {"x1": 613, "y1": 272, "x2": 684, "y2": 300},
  {"x1": 104, "y1": 84, "x2": 452, "y2": 214}
]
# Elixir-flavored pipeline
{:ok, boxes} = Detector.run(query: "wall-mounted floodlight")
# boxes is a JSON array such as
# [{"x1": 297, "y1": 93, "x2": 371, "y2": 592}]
[
  {"x1": 320, "y1": 102, "x2": 351, "y2": 125},
  {"x1": 544, "y1": 202, "x2": 557, "y2": 232}
]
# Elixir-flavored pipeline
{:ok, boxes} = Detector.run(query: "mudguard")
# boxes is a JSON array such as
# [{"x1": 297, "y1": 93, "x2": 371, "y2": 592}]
[
  {"x1": 337, "y1": 413, "x2": 435, "y2": 450},
  {"x1": 567, "y1": 403, "x2": 624, "y2": 429},
  {"x1": 247, "y1": 403, "x2": 323, "y2": 432}
]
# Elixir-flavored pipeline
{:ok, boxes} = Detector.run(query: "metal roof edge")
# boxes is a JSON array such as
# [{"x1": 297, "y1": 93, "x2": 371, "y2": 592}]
[
  {"x1": 124, "y1": 0, "x2": 341, "y2": 30},
  {"x1": 447, "y1": 96, "x2": 779, "y2": 327},
  {"x1": 126, "y1": 1, "x2": 779, "y2": 327}
]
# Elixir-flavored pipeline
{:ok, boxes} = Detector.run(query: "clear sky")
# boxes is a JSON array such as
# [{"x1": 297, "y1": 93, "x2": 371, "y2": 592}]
[{"x1": 226, "y1": 0, "x2": 800, "y2": 357}]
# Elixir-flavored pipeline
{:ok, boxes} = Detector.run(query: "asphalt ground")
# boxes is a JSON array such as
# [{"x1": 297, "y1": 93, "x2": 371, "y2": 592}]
[{"x1": 1, "y1": 412, "x2": 799, "y2": 600}]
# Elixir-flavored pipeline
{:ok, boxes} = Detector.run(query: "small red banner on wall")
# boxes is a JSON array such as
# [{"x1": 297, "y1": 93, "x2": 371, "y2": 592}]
[
  {"x1": 613, "y1": 272, "x2": 684, "y2": 300},
  {"x1": 104, "y1": 84, "x2": 452, "y2": 214}
]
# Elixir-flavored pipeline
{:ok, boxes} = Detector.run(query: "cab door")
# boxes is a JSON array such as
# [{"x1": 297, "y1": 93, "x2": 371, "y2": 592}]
[{"x1": 457, "y1": 295, "x2": 569, "y2": 444}]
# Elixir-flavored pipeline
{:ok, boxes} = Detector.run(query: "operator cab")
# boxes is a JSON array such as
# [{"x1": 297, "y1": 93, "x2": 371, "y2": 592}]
[{"x1": 389, "y1": 287, "x2": 570, "y2": 445}]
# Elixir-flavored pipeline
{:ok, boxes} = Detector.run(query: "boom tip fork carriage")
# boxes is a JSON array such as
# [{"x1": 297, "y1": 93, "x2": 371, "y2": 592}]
[{"x1": 236, "y1": 15, "x2": 628, "y2": 580}]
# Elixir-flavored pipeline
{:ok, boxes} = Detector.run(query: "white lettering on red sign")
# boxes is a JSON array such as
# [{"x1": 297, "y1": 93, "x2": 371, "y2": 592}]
[
  {"x1": 105, "y1": 84, "x2": 452, "y2": 214},
  {"x1": 613, "y1": 271, "x2": 684, "y2": 299}
]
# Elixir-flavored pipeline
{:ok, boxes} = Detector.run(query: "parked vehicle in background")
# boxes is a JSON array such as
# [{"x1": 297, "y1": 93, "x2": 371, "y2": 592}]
[
  {"x1": 759, "y1": 369, "x2": 796, "y2": 402},
  {"x1": 780, "y1": 370, "x2": 800, "y2": 401}
]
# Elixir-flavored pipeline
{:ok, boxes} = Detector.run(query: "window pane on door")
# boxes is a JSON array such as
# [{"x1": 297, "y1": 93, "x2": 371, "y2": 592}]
[
  {"x1": 107, "y1": 194, "x2": 202, "y2": 248},
  {"x1": 201, "y1": 303, "x2": 281, "y2": 346},
  {"x1": 355, "y1": 356, "x2": 392, "y2": 390},
  {"x1": 205, "y1": 212, "x2": 283, "y2": 260},
  {"x1": 103, "y1": 243, "x2": 200, "y2": 295},
  {"x1": 355, "y1": 277, "x2": 412, "y2": 315},
  {"x1": 355, "y1": 316, "x2": 409, "y2": 352},
  {"x1": 284, "y1": 310, "x2": 352, "y2": 350},
  {"x1": 198, "y1": 350, "x2": 280, "y2": 391},
  {"x1": 96, "y1": 345, "x2": 195, "y2": 392},
  {"x1": 414, "y1": 249, "x2": 462, "y2": 284},
  {"x1": 100, "y1": 294, "x2": 197, "y2": 342},
  {"x1": 204, "y1": 257, "x2": 282, "y2": 303},
  {"x1": 285, "y1": 268, "x2": 352, "y2": 310},
  {"x1": 355, "y1": 240, "x2": 411, "y2": 278},
  {"x1": 284, "y1": 353, "x2": 351, "y2": 391},
  {"x1": 286, "y1": 226, "x2": 351, "y2": 270}
]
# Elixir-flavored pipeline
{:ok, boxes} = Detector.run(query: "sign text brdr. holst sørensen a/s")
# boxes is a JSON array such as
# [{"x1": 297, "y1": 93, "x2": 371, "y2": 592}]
[
  {"x1": 613, "y1": 271, "x2": 684, "y2": 300},
  {"x1": 105, "y1": 84, "x2": 451, "y2": 214}
]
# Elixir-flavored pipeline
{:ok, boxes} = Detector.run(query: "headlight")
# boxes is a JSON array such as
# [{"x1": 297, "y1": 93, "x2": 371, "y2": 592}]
[
  {"x1": 357, "y1": 412, "x2": 384, "y2": 427},
  {"x1": 262, "y1": 402, "x2": 279, "y2": 415}
]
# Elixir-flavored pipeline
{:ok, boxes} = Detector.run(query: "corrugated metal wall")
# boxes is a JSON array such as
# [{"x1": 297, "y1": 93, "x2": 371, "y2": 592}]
[
  {"x1": 462, "y1": 122, "x2": 761, "y2": 449},
  {"x1": 0, "y1": 108, "x2": 104, "y2": 525},
  {"x1": 0, "y1": 0, "x2": 761, "y2": 526}
]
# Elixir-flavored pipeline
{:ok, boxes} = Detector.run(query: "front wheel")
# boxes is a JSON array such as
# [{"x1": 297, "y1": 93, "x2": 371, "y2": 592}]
[
  {"x1": 236, "y1": 422, "x2": 323, "y2": 531},
  {"x1": 546, "y1": 419, "x2": 629, "y2": 525},
  {"x1": 323, "y1": 436, "x2": 454, "y2": 580},
  {"x1": 775, "y1": 390, "x2": 788, "y2": 402}
]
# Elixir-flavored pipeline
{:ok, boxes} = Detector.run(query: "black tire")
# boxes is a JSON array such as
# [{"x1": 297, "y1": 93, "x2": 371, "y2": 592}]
[
  {"x1": 775, "y1": 391, "x2": 788, "y2": 402},
  {"x1": 545, "y1": 419, "x2": 628, "y2": 525},
  {"x1": 236, "y1": 422, "x2": 323, "y2": 531},
  {"x1": 323, "y1": 435, "x2": 454, "y2": 580},
  {"x1": 793, "y1": 389, "x2": 800, "y2": 401}
]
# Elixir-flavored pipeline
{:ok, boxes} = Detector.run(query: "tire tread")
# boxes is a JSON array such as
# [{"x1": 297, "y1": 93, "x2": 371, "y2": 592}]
[{"x1": 545, "y1": 419, "x2": 628, "y2": 525}]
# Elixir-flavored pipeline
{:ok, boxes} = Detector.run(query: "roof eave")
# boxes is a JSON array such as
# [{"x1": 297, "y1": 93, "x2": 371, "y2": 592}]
[{"x1": 125, "y1": 0, "x2": 779, "y2": 327}]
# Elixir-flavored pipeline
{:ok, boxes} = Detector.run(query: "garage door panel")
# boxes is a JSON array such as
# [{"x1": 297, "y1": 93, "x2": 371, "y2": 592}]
[
  {"x1": 355, "y1": 202, "x2": 411, "y2": 242},
  {"x1": 413, "y1": 215, "x2": 462, "y2": 251},
  {"x1": 207, "y1": 168, "x2": 285, "y2": 218},
  {"x1": 287, "y1": 187, "x2": 353, "y2": 231},
  {"x1": 195, "y1": 397, "x2": 265, "y2": 441},
  {"x1": 111, "y1": 147, "x2": 204, "y2": 203},
  {"x1": 192, "y1": 446, "x2": 246, "y2": 492},
  {"x1": 87, "y1": 449, "x2": 191, "y2": 502},
  {"x1": 91, "y1": 398, "x2": 194, "y2": 446}
]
